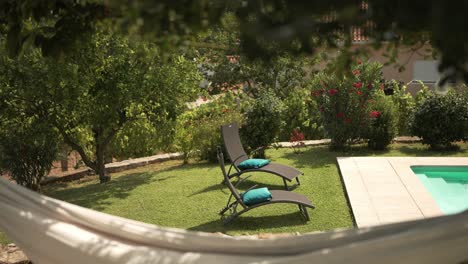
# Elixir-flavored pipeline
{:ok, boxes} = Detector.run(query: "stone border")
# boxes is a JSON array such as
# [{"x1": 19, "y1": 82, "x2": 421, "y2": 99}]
[
  {"x1": 42, "y1": 137, "x2": 420, "y2": 185},
  {"x1": 42, "y1": 153, "x2": 183, "y2": 185}
]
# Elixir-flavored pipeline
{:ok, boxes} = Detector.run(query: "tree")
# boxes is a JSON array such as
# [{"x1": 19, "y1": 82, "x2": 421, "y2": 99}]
[
  {"x1": 1, "y1": 1, "x2": 468, "y2": 83},
  {"x1": 197, "y1": 14, "x2": 315, "y2": 100},
  {"x1": 0, "y1": 32, "x2": 201, "y2": 183}
]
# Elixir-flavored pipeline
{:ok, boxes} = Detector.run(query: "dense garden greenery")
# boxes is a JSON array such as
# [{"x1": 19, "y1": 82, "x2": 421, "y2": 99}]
[
  {"x1": 0, "y1": 2, "x2": 468, "y2": 253},
  {"x1": 0, "y1": 31, "x2": 202, "y2": 185}
]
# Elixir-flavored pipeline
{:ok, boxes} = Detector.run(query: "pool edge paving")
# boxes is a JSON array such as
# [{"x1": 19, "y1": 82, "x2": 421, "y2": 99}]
[{"x1": 337, "y1": 157, "x2": 468, "y2": 228}]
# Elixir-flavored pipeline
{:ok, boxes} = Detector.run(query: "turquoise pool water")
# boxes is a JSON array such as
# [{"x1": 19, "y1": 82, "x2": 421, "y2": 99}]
[{"x1": 411, "y1": 166, "x2": 468, "y2": 214}]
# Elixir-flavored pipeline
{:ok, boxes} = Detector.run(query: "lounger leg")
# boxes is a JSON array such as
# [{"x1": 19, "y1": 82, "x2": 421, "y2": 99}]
[
  {"x1": 302, "y1": 205, "x2": 310, "y2": 221},
  {"x1": 296, "y1": 177, "x2": 301, "y2": 186},
  {"x1": 219, "y1": 205, "x2": 232, "y2": 215},
  {"x1": 283, "y1": 178, "x2": 289, "y2": 190},
  {"x1": 297, "y1": 205, "x2": 310, "y2": 221}
]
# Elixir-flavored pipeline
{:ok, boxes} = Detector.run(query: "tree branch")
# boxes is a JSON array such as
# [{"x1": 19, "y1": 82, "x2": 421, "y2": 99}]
[{"x1": 53, "y1": 122, "x2": 97, "y2": 171}]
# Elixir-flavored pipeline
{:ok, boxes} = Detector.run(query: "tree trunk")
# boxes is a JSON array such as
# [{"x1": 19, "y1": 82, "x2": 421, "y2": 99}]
[{"x1": 96, "y1": 143, "x2": 110, "y2": 183}]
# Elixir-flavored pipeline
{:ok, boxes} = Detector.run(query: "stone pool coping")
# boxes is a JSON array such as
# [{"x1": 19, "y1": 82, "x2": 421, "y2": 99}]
[{"x1": 337, "y1": 157, "x2": 468, "y2": 228}]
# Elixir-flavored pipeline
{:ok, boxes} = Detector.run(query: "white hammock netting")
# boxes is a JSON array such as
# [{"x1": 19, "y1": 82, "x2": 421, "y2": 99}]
[{"x1": 0, "y1": 178, "x2": 467, "y2": 264}]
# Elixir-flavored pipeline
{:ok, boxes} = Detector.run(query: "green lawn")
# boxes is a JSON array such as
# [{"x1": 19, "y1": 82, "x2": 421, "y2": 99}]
[{"x1": 1, "y1": 142, "x2": 468, "y2": 244}]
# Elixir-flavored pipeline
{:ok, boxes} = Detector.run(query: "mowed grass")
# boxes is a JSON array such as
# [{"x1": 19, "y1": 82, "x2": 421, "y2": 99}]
[{"x1": 1, "y1": 142, "x2": 468, "y2": 244}]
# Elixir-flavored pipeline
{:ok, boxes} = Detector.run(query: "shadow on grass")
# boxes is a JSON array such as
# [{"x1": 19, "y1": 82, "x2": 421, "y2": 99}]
[
  {"x1": 278, "y1": 144, "x2": 461, "y2": 169},
  {"x1": 278, "y1": 145, "x2": 378, "y2": 169},
  {"x1": 188, "y1": 211, "x2": 307, "y2": 233},
  {"x1": 189, "y1": 184, "x2": 227, "y2": 197},
  {"x1": 44, "y1": 162, "x2": 190, "y2": 211},
  {"x1": 397, "y1": 145, "x2": 466, "y2": 156},
  {"x1": 44, "y1": 172, "x2": 155, "y2": 211},
  {"x1": 232, "y1": 177, "x2": 288, "y2": 190}
]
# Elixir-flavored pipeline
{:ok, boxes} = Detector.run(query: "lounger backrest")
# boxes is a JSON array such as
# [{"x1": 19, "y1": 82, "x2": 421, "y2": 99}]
[
  {"x1": 217, "y1": 148, "x2": 243, "y2": 205},
  {"x1": 221, "y1": 123, "x2": 248, "y2": 167}
]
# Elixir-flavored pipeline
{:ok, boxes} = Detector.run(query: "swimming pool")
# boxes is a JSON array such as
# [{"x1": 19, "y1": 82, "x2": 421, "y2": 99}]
[{"x1": 411, "y1": 166, "x2": 468, "y2": 214}]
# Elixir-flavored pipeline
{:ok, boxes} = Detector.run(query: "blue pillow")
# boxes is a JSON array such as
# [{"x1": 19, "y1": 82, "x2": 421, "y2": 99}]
[
  {"x1": 242, "y1": 187, "x2": 272, "y2": 205},
  {"x1": 238, "y1": 159, "x2": 270, "y2": 170}
]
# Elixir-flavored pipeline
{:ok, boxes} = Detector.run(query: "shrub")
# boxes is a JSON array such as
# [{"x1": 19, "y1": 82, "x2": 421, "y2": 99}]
[
  {"x1": 279, "y1": 88, "x2": 324, "y2": 141},
  {"x1": 409, "y1": 91, "x2": 468, "y2": 149},
  {"x1": 388, "y1": 80, "x2": 415, "y2": 136},
  {"x1": 366, "y1": 94, "x2": 397, "y2": 150},
  {"x1": 174, "y1": 92, "x2": 244, "y2": 163},
  {"x1": 110, "y1": 118, "x2": 176, "y2": 160},
  {"x1": 0, "y1": 118, "x2": 59, "y2": 192},
  {"x1": 240, "y1": 91, "x2": 284, "y2": 158},
  {"x1": 311, "y1": 60, "x2": 383, "y2": 149}
]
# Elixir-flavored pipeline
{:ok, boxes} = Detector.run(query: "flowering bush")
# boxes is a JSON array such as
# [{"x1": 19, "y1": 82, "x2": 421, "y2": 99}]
[
  {"x1": 366, "y1": 94, "x2": 397, "y2": 150},
  {"x1": 311, "y1": 60, "x2": 384, "y2": 149},
  {"x1": 279, "y1": 88, "x2": 324, "y2": 141},
  {"x1": 289, "y1": 128, "x2": 306, "y2": 153}
]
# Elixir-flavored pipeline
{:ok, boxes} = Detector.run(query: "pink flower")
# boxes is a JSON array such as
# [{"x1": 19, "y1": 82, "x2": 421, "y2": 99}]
[
  {"x1": 367, "y1": 83, "x2": 373, "y2": 89},
  {"x1": 290, "y1": 129, "x2": 305, "y2": 142},
  {"x1": 337, "y1": 112, "x2": 344, "y2": 119},
  {"x1": 357, "y1": 60, "x2": 362, "y2": 65},
  {"x1": 328, "y1": 89, "x2": 338, "y2": 96},
  {"x1": 353, "y1": 82, "x2": 362, "y2": 89},
  {"x1": 370, "y1": 111, "x2": 381, "y2": 118},
  {"x1": 356, "y1": 90, "x2": 362, "y2": 95},
  {"x1": 345, "y1": 118, "x2": 352, "y2": 124},
  {"x1": 352, "y1": 70, "x2": 360, "y2": 76}
]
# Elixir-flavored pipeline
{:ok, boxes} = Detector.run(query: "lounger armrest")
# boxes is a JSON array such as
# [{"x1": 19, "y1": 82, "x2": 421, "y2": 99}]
[
  {"x1": 249, "y1": 146, "x2": 265, "y2": 157},
  {"x1": 230, "y1": 155, "x2": 248, "y2": 173},
  {"x1": 234, "y1": 175, "x2": 252, "y2": 188},
  {"x1": 243, "y1": 184, "x2": 259, "y2": 194}
]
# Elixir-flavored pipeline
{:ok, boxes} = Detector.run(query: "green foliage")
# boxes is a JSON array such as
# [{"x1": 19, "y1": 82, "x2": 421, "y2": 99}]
[
  {"x1": 389, "y1": 80, "x2": 415, "y2": 136},
  {"x1": 198, "y1": 13, "x2": 315, "y2": 100},
  {"x1": 0, "y1": 31, "x2": 202, "y2": 183},
  {"x1": 279, "y1": 88, "x2": 324, "y2": 141},
  {"x1": 414, "y1": 81, "x2": 433, "y2": 106},
  {"x1": 174, "y1": 92, "x2": 244, "y2": 163},
  {"x1": 366, "y1": 94, "x2": 397, "y2": 150},
  {"x1": 205, "y1": 54, "x2": 312, "y2": 100},
  {"x1": 0, "y1": 117, "x2": 59, "y2": 192},
  {"x1": 110, "y1": 118, "x2": 175, "y2": 160},
  {"x1": 240, "y1": 92, "x2": 284, "y2": 158},
  {"x1": 5, "y1": 2, "x2": 468, "y2": 83},
  {"x1": 410, "y1": 91, "x2": 468, "y2": 150},
  {"x1": 311, "y1": 60, "x2": 383, "y2": 149},
  {"x1": 0, "y1": 1, "x2": 104, "y2": 57}
]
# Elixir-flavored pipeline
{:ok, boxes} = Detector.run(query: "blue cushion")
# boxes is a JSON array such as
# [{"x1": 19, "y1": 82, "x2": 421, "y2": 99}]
[
  {"x1": 242, "y1": 187, "x2": 272, "y2": 205},
  {"x1": 238, "y1": 159, "x2": 270, "y2": 170}
]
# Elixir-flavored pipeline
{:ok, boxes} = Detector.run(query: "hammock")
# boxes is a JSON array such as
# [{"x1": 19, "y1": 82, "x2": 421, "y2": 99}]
[{"x1": 0, "y1": 178, "x2": 467, "y2": 264}]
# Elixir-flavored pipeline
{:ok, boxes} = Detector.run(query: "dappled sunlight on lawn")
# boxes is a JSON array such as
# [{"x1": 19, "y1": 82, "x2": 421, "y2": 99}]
[{"x1": 39, "y1": 143, "x2": 468, "y2": 236}]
